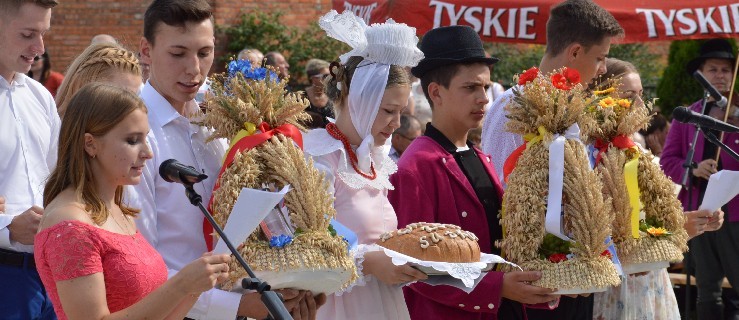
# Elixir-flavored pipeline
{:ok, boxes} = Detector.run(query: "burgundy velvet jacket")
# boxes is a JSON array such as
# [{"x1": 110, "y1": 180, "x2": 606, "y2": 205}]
[{"x1": 389, "y1": 136, "x2": 551, "y2": 320}]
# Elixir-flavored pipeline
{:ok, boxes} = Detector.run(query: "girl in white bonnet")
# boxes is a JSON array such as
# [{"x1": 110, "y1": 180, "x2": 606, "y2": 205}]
[{"x1": 303, "y1": 10, "x2": 427, "y2": 320}]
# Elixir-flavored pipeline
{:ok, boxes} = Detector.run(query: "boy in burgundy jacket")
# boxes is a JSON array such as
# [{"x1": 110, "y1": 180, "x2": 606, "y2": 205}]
[{"x1": 388, "y1": 25, "x2": 558, "y2": 320}]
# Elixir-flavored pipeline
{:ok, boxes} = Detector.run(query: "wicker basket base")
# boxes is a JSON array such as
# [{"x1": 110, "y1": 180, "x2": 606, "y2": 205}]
[
  {"x1": 521, "y1": 256, "x2": 621, "y2": 291},
  {"x1": 617, "y1": 237, "x2": 684, "y2": 266},
  {"x1": 253, "y1": 268, "x2": 354, "y2": 294},
  {"x1": 223, "y1": 235, "x2": 357, "y2": 294}
]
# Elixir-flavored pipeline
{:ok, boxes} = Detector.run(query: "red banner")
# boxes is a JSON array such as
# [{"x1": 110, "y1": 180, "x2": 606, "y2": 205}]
[{"x1": 334, "y1": 0, "x2": 739, "y2": 43}]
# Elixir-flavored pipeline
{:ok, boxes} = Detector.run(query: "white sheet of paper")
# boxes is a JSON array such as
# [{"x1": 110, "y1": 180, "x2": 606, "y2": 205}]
[
  {"x1": 213, "y1": 185, "x2": 291, "y2": 255},
  {"x1": 699, "y1": 170, "x2": 739, "y2": 213}
]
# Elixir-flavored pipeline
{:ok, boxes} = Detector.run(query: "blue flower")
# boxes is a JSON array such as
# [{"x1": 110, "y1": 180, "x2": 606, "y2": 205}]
[
  {"x1": 228, "y1": 59, "x2": 252, "y2": 77},
  {"x1": 227, "y1": 59, "x2": 275, "y2": 81},
  {"x1": 269, "y1": 234, "x2": 293, "y2": 248}
]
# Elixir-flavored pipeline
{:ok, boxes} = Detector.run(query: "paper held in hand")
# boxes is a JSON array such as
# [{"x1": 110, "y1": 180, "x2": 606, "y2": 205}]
[
  {"x1": 699, "y1": 170, "x2": 739, "y2": 213},
  {"x1": 214, "y1": 186, "x2": 291, "y2": 255}
]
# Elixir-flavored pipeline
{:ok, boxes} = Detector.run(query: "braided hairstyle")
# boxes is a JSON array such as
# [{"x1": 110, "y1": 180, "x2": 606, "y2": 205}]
[
  {"x1": 324, "y1": 56, "x2": 410, "y2": 114},
  {"x1": 56, "y1": 43, "x2": 141, "y2": 117}
]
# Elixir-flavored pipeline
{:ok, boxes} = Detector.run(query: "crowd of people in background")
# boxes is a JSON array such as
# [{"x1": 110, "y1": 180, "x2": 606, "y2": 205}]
[{"x1": 1, "y1": 0, "x2": 737, "y2": 319}]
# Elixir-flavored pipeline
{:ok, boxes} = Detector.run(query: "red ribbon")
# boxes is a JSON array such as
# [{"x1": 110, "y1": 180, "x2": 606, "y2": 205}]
[
  {"x1": 502, "y1": 144, "x2": 527, "y2": 183},
  {"x1": 204, "y1": 122, "x2": 304, "y2": 251},
  {"x1": 594, "y1": 134, "x2": 636, "y2": 165}
]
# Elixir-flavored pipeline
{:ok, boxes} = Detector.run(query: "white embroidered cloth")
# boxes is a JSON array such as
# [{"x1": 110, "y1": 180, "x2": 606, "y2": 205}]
[{"x1": 382, "y1": 248, "x2": 518, "y2": 288}]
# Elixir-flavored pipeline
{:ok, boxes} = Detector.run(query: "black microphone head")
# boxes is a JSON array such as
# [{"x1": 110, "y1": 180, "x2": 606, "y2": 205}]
[
  {"x1": 159, "y1": 159, "x2": 179, "y2": 183},
  {"x1": 159, "y1": 159, "x2": 208, "y2": 185},
  {"x1": 672, "y1": 106, "x2": 692, "y2": 123}
]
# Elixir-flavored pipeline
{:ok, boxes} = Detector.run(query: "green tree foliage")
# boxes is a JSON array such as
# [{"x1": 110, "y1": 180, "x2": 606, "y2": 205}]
[
  {"x1": 220, "y1": 11, "x2": 348, "y2": 89},
  {"x1": 485, "y1": 43, "x2": 545, "y2": 87},
  {"x1": 656, "y1": 40, "x2": 704, "y2": 115}
]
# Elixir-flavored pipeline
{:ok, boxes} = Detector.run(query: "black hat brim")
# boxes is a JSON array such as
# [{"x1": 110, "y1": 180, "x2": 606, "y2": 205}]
[
  {"x1": 686, "y1": 51, "x2": 735, "y2": 75},
  {"x1": 411, "y1": 56, "x2": 499, "y2": 78}
]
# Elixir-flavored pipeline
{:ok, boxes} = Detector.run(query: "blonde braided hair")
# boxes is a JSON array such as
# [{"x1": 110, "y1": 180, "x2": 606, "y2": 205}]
[{"x1": 56, "y1": 43, "x2": 142, "y2": 117}]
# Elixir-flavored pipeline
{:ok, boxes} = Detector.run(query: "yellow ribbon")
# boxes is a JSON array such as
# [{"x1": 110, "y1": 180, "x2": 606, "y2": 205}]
[
  {"x1": 623, "y1": 147, "x2": 642, "y2": 238},
  {"x1": 524, "y1": 126, "x2": 547, "y2": 147},
  {"x1": 222, "y1": 121, "x2": 257, "y2": 163}
]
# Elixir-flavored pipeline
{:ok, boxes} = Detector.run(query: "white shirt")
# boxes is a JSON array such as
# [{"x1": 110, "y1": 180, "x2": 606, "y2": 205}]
[
  {"x1": 484, "y1": 82, "x2": 506, "y2": 112},
  {"x1": 0, "y1": 73, "x2": 59, "y2": 253},
  {"x1": 481, "y1": 88, "x2": 522, "y2": 185},
  {"x1": 388, "y1": 146, "x2": 400, "y2": 163},
  {"x1": 126, "y1": 82, "x2": 240, "y2": 319},
  {"x1": 410, "y1": 79, "x2": 432, "y2": 121}
]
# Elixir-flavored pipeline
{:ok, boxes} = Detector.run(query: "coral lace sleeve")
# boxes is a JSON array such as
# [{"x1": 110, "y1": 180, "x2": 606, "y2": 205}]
[
  {"x1": 36, "y1": 220, "x2": 169, "y2": 318},
  {"x1": 39, "y1": 221, "x2": 104, "y2": 281}
]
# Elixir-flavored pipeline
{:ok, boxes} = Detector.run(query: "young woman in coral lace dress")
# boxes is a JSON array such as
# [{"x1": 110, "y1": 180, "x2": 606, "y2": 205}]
[{"x1": 34, "y1": 83, "x2": 231, "y2": 319}]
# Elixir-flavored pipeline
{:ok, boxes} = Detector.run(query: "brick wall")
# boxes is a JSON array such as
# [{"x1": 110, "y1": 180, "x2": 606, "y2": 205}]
[{"x1": 44, "y1": 0, "x2": 332, "y2": 75}]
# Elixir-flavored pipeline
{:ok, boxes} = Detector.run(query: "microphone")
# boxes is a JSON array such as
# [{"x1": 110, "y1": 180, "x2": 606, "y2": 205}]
[
  {"x1": 673, "y1": 107, "x2": 739, "y2": 133},
  {"x1": 693, "y1": 70, "x2": 728, "y2": 108},
  {"x1": 159, "y1": 159, "x2": 208, "y2": 185}
]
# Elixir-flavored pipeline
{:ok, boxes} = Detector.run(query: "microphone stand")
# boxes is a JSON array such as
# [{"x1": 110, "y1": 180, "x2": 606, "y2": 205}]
[
  {"x1": 183, "y1": 183, "x2": 293, "y2": 320},
  {"x1": 680, "y1": 91, "x2": 709, "y2": 318},
  {"x1": 703, "y1": 129, "x2": 739, "y2": 161}
]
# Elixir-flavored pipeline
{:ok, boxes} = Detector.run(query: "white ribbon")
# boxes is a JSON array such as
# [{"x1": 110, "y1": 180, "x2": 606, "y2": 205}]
[
  {"x1": 348, "y1": 61, "x2": 390, "y2": 172},
  {"x1": 544, "y1": 123, "x2": 582, "y2": 241}
]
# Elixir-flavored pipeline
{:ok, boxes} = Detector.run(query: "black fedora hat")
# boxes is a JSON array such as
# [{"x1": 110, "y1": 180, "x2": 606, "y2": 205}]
[
  {"x1": 686, "y1": 38, "x2": 735, "y2": 75},
  {"x1": 411, "y1": 26, "x2": 499, "y2": 78}
]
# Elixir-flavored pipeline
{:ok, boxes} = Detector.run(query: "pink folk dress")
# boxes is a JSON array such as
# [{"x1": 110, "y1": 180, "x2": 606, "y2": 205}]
[
  {"x1": 34, "y1": 220, "x2": 168, "y2": 320},
  {"x1": 304, "y1": 129, "x2": 410, "y2": 320}
]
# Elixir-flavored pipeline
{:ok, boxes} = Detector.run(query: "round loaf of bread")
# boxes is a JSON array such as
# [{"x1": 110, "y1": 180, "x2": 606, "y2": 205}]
[{"x1": 378, "y1": 222, "x2": 481, "y2": 263}]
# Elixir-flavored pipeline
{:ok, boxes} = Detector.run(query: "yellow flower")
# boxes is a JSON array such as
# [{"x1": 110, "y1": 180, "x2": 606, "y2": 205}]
[
  {"x1": 646, "y1": 227, "x2": 668, "y2": 237},
  {"x1": 593, "y1": 87, "x2": 615, "y2": 95},
  {"x1": 243, "y1": 121, "x2": 257, "y2": 135},
  {"x1": 598, "y1": 97, "x2": 616, "y2": 108},
  {"x1": 617, "y1": 99, "x2": 631, "y2": 108}
]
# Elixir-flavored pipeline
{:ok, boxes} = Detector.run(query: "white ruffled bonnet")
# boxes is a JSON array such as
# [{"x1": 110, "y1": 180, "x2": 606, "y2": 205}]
[{"x1": 318, "y1": 10, "x2": 424, "y2": 175}]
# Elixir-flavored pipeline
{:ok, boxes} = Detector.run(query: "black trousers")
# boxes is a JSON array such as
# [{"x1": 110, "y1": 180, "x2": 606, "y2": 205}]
[
  {"x1": 525, "y1": 295, "x2": 593, "y2": 320},
  {"x1": 692, "y1": 221, "x2": 739, "y2": 320},
  {"x1": 495, "y1": 295, "x2": 593, "y2": 320}
]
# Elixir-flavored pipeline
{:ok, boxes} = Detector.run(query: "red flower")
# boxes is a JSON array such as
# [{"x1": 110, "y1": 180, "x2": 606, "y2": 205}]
[
  {"x1": 562, "y1": 67, "x2": 580, "y2": 84},
  {"x1": 600, "y1": 250, "x2": 612, "y2": 259},
  {"x1": 518, "y1": 67, "x2": 539, "y2": 85},
  {"x1": 551, "y1": 74, "x2": 571, "y2": 90},
  {"x1": 548, "y1": 253, "x2": 568, "y2": 263},
  {"x1": 550, "y1": 67, "x2": 581, "y2": 90}
]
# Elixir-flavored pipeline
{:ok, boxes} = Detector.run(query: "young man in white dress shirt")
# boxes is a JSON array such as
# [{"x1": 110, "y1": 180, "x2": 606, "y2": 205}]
[
  {"x1": 0, "y1": 0, "x2": 60, "y2": 318},
  {"x1": 481, "y1": 0, "x2": 623, "y2": 184},
  {"x1": 128, "y1": 1, "x2": 318, "y2": 319},
  {"x1": 480, "y1": 1, "x2": 623, "y2": 319}
]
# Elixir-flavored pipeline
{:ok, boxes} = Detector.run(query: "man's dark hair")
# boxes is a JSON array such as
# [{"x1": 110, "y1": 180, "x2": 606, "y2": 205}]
[
  {"x1": 640, "y1": 114, "x2": 668, "y2": 136},
  {"x1": 143, "y1": 0, "x2": 212, "y2": 45},
  {"x1": 264, "y1": 51, "x2": 282, "y2": 67},
  {"x1": 419, "y1": 62, "x2": 485, "y2": 108},
  {"x1": 0, "y1": 0, "x2": 57, "y2": 18},
  {"x1": 546, "y1": 0, "x2": 624, "y2": 56},
  {"x1": 396, "y1": 114, "x2": 420, "y2": 136}
]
